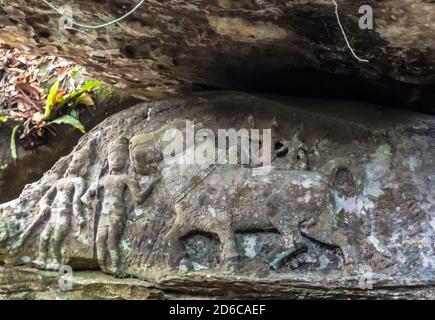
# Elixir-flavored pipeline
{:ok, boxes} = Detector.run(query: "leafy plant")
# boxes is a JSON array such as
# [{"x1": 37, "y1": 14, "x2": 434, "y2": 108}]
[
  {"x1": 59, "y1": 80, "x2": 101, "y2": 104},
  {"x1": 0, "y1": 43, "x2": 103, "y2": 160},
  {"x1": 10, "y1": 125, "x2": 21, "y2": 160},
  {"x1": 48, "y1": 115, "x2": 85, "y2": 133},
  {"x1": 44, "y1": 78, "x2": 60, "y2": 118},
  {"x1": 43, "y1": 78, "x2": 101, "y2": 133}
]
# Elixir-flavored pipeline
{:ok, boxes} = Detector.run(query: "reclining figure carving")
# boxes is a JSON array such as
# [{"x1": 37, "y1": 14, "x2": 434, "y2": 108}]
[
  {"x1": 164, "y1": 160, "x2": 357, "y2": 272},
  {"x1": 130, "y1": 123, "x2": 358, "y2": 273}
]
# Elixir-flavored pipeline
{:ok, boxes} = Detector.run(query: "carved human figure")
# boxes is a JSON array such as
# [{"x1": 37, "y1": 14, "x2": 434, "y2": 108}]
[
  {"x1": 30, "y1": 146, "x2": 91, "y2": 270},
  {"x1": 82, "y1": 138, "x2": 156, "y2": 275}
]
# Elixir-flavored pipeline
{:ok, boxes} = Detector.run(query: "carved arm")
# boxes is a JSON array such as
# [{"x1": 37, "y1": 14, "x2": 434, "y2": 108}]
[
  {"x1": 81, "y1": 181, "x2": 99, "y2": 207},
  {"x1": 39, "y1": 184, "x2": 56, "y2": 210},
  {"x1": 73, "y1": 180, "x2": 87, "y2": 225},
  {"x1": 127, "y1": 175, "x2": 160, "y2": 204}
]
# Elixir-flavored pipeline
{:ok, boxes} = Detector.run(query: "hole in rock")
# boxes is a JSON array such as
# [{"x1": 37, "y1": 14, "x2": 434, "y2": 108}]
[
  {"x1": 333, "y1": 167, "x2": 357, "y2": 197},
  {"x1": 38, "y1": 29, "x2": 51, "y2": 39},
  {"x1": 65, "y1": 257, "x2": 100, "y2": 271},
  {"x1": 274, "y1": 142, "x2": 288, "y2": 157},
  {"x1": 182, "y1": 231, "x2": 221, "y2": 268},
  {"x1": 122, "y1": 45, "x2": 136, "y2": 59}
]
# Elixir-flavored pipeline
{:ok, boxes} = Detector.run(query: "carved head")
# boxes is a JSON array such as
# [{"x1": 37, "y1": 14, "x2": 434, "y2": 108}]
[
  {"x1": 108, "y1": 138, "x2": 129, "y2": 174},
  {"x1": 67, "y1": 143, "x2": 93, "y2": 177},
  {"x1": 129, "y1": 120, "x2": 204, "y2": 175},
  {"x1": 130, "y1": 135, "x2": 162, "y2": 175}
]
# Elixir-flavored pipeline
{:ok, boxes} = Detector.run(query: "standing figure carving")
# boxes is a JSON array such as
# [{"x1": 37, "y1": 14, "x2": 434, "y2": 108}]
[
  {"x1": 17, "y1": 144, "x2": 93, "y2": 270},
  {"x1": 82, "y1": 138, "x2": 155, "y2": 275}
]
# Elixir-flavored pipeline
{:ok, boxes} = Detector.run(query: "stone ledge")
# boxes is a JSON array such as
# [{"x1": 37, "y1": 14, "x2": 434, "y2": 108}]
[{"x1": 0, "y1": 267, "x2": 434, "y2": 299}]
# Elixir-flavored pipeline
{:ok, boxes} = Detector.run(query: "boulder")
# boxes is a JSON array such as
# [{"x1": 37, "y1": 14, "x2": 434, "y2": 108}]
[{"x1": 0, "y1": 92, "x2": 433, "y2": 298}]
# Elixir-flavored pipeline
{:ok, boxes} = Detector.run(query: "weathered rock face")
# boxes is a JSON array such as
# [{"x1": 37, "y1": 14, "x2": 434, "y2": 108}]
[
  {"x1": 0, "y1": 92, "x2": 434, "y2": 298},
  {"x1": 1, "y1": 1, "x2": 434, "y2": 113}
]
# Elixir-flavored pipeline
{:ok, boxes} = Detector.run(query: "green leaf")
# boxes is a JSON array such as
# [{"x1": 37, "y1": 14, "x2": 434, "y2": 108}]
[
  {"x1": 10, "y1": 125, "x2": 20, "y2": 160},
  {"x1": 70, "y1": 109, "x2": 78, "y2": 119},
  {"x1": 82, "y1": 80, "x2": 102, "y2": 90},
  {"x1": 44, "y1": 79, "x2": 60, "y2": 118},
  {"x1": 76, "y1": 92, "x2": 94, "y2": 106},
  {"x1": 0, "y1": 116, "x2": 8, "y2": 123},
  {"x1": 48, "y1": 115, "x2": 86, "y2": 133},
  {"x1": 62, "y1": 80, "x2": 102, "y2": 103},
  {"x1": 71, "y1": 66, "x2": 80, "y2": 77}
]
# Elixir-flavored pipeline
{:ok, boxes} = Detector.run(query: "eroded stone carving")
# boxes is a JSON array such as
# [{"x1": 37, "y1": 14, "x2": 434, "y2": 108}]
[
  {"x1": 12, "y1": 142, "x2": 94, "y2": 270},
  {"x1": 0, "y1": 93, "x2": 433, "y2": 294},
  {"x1": 162, "y1": 159, "x2": 357, "y2": 272},
  {"x1": 82, "y1": 138, "x2": 157, "y2": 274}
]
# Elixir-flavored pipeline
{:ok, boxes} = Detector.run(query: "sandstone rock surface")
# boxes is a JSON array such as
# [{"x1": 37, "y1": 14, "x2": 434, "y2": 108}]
[{"x1": 0, "y1": 92, "x2": 434, "y2": 298}]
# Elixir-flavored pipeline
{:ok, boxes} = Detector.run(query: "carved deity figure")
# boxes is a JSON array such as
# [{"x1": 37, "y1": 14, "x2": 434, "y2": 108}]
[
  {"x1": 82, "y1": 138, "x2": 155, "y2": 275},
  {"x1": 28, "y1": 146, "x2": 91, "y2": 270}
]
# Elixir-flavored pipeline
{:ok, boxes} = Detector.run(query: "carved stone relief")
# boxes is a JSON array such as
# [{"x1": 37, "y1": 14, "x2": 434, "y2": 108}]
[{"x1": 0, "y1": 93, "x2": 433, "y2": 293}]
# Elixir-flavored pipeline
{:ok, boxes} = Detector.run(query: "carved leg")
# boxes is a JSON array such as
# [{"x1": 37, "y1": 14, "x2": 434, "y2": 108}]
[
  {"x1": 163, "y1": 202, "x2": 192, "y2": 269},
  {"x1": 305, "y1": 222, "x2": 358, "y2": 275},
  {"x1": 107, "y1": 216, "x2": 125, "y2": 275},
  {"x1": 34, "y1": 223, "x2": 53, "y2": 269},
  {"x1": 269, "y1": 224, "x2": 305, "y2": 271},
  {"x1": 48, "y1": 214, "x2": 71, "y2": 270},
  {"x1": 163, "y1": 221, "x2": 189, "y2": 270},
  {"x1": 216, "y1": 228, "x2": 238, "y2": 271},
  {"x1": 329, "y1": 230, "x2": 358, "y2": 275},
  {"x1": 96, "y1": 224, "x2": 109, "y2": 273}
]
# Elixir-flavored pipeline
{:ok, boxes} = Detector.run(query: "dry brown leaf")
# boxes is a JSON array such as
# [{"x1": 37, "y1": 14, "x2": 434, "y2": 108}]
[{"x1": 0, "y1": 42, "x2": 92, "y2": 149}]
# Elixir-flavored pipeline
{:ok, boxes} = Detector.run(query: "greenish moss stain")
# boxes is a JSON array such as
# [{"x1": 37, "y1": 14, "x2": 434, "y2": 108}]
[{"x1": 371, "y1": 144, "x2": 392, "y2": 160}]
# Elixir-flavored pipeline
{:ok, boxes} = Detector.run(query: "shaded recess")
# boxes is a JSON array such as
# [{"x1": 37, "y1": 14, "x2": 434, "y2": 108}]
[
  {"x1": 191, "y1": 65, "x2": 435, "y2": 115},
  {"x1": 0, "y1": 0, "x2": 433, "y2": 112}
]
